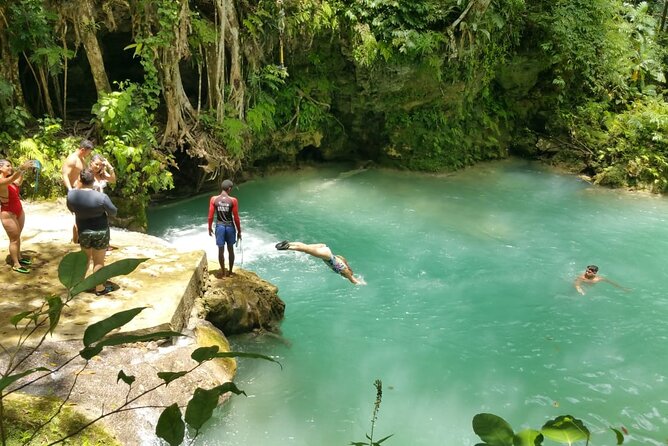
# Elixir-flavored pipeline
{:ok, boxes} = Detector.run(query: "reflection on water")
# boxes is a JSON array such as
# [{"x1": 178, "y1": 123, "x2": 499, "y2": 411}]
[{"x1": 148, "y1": 160, "x2": 668, "y2": 445}]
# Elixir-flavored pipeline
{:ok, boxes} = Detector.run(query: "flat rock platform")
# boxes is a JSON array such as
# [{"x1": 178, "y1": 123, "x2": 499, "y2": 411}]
[{"x1": 1, "y1": 199, "x2": 206, "y2": 346}]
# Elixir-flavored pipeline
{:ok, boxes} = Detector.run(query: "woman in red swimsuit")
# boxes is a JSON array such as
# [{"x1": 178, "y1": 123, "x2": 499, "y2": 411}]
[{"x1": 0, "y1": 159, "x2": 35, "y2": 273}]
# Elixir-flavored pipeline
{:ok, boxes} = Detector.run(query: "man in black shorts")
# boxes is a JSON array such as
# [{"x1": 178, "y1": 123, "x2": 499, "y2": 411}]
[{"x1": 66, "y1": 168, "x2": 118, "y2": 295}]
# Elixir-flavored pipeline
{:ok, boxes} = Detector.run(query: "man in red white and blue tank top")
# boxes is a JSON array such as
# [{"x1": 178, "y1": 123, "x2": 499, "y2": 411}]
[{"x1": 207, "y1": 179, "x2": 242, "y2": 277}]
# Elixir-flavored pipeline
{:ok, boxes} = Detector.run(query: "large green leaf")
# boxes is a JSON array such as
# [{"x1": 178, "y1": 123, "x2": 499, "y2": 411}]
[
  {"x1": 185, "y1": 383, "x2": 245, "y2": 430},
  {"x1": 191, "y1": 345, "x2": 220, "y2": 363},
  {"x1": 191, "y1": 346, "x2": 281, "y2": 367},
  {"x1": 541, "y1": 415, "x2": 590, "y2": 444},
  {"x1": 472, "y1": 413, "x2": 515, "y2": 446},
  {"x1": 79, "y1": 331, "x2": 184, "y2": 360},
  {"x1": 156, "y1": 403, "x2": 185, "y2": 446},
  {"x1": 97, "y1": 331, "x2": 184, "y2": 348},
  {"x1": 47, "y1": 296, "x2": 63, "y2": 334},
  {"x1": 158, "y1": 371, "x2": 187, "y2": 386},
  {"x1": 514, "y1": 429, "x2": 543, "y2": 446},
  {"x1": 0, "y1": 367, "x2": 50, "y2": 392},
  {"x1": 58, "y1": 251, "x2": 88, "y2": 289},
  {"x1": 83, "y1": 307, "x2": 146, "y2": 347},
  {"x1": 70, "y1": 258, "x2": 148, "y2": 296},
  {"x1": 10, "y1": 310, "x2": 36, "y2": 328}
]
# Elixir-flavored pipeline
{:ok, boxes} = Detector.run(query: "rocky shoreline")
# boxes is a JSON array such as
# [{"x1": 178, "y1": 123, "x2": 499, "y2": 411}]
[{"x1": 0, "y1": 199, "x2": 285, "y2": 445}]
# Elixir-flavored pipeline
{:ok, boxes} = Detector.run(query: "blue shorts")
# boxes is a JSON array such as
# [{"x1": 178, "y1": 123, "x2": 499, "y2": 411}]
[{"x1": 215, "y1": 224, "x2": 236, "y2": 246}]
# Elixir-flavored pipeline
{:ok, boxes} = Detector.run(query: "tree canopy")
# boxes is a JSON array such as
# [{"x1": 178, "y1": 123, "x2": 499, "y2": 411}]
[{"x1": 1, "y1": 0, "x2": 667, "y2": 211}]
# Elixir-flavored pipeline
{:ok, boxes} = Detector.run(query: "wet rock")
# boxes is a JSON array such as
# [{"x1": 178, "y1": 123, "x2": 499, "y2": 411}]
[{"x1": 199, "y1": 269, "x2": 285, "y2": 335}]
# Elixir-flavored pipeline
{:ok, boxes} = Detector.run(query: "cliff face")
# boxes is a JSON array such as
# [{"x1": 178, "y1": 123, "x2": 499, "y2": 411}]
[{"x1": 0, "y1": 199, "x2": 285, "y2": 444}]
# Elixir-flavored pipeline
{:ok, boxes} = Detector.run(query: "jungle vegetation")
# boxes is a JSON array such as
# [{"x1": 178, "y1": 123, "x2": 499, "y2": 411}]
[{"x1": 1, "y1": 0, "x2": 668, "y2": 226}]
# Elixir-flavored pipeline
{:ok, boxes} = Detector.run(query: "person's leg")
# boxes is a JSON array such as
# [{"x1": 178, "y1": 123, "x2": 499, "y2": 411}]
[
  {"x1": 225, "y1": 226, "x2": 237, "y2": 275},
  {"x1": 287, "y1": 242, "x2": 332, "y2": 260},
  {"x1": 81, "y1": 246, "x2": 93, "y2": 273},
  {"x1": 217, "y1": 246, "x2": 226, "y2": 277},
  {"x1": 226, "y1": 243, "x2": 235, "y2": 275},
  {"x1": 1, "y1": 211, "x2": 21, "y2": 268},
  {"x1": 214, "y1": 224, "x2": 227, "y2": 277},
  {"x1": 90, "y1": 248, "x2": 107, "y2": 293}
]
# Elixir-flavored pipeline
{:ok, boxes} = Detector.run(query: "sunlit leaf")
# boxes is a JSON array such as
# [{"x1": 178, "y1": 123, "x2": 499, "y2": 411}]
[
  {"x1": 541, "y1": 415, "x2": 589, "y2": 444},
  {"x1": 472, "y1": 413, "x2": 514, "y2": 446},
  {"x1": 513, "y1": 429, "x2": 543, "y2": 446}
]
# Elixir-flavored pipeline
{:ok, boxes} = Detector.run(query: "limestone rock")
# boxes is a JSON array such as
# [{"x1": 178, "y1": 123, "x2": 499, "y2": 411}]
[{"x1": 200, "y1": 269, "x2": 285, "y2": 334}]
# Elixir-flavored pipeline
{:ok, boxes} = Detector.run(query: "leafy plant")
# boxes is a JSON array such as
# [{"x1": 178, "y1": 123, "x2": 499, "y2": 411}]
[
  {"x1": 92, "y1": 82, "x2": 174, "y2": 229},
  {"x1": 0, "y1": 251, "x2": 279, "y2": 445},
  {"x1": 351, "y1": 379, "x2": 393, "y2": 446},
  {"x1": 472, "y1": 413, "x2": 626, "y2": 446}
]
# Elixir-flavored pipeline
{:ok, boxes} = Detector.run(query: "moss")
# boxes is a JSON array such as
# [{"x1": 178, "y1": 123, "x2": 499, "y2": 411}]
[{"x1": 1, "y1": 393, "x2": 120, "y2": 445}]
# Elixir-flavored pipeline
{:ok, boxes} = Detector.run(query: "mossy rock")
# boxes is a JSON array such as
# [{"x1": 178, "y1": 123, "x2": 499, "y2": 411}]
[{"x1": 1, "y1": 392, "x2": 120, "y2": 445}]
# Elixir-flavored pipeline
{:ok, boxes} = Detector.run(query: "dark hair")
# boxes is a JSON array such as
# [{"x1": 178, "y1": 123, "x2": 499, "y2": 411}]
[
  {"x1": 221, "y1": 179, "x2": 234, "y2": 191},
  {"x1": 80, "y1": 139, "x2": 94, "y2": 150},
  {"x1": 79, "y1": 168, "x2": 95, "y2": 186},
  {"x1": 586, "y1": 265, "x2": 599, "y2": 273}
]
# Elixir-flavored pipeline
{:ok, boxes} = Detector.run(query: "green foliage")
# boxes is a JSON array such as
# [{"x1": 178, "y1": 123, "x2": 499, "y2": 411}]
[
  {"x1": 384, "y1": 99, "x2": 508, "y2": 171},
  {"x1": 0, "y1": 79, "x2": 31, "y2": 146},
  {"x1": 351, "y1": 380, "x2": 392, "y2": 446},
  {"x1": 7, "y1": 118, "x2": 74, "y2": 199},
  {"x1": 561, "y1": 96, "x2": 668, "y2": 192},
  {"x1": 1, "y1": 251, "x2": 280, "y2": 445},
  {"x1": 471, "y1": 413, "x2": 621, "y2": 446},
  {"x1": 92, "y1": 82, "x2": 174, "y2": 226}
]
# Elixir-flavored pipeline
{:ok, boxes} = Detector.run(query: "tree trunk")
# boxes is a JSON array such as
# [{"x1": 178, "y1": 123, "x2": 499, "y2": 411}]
[
  {"x1": 37, "y1": 65, "x2": 55, "y2": 116},
  {"x1": 224, "y1": 2, "x2": 244, "y2": 118},
  {"x1": 79, "y1": 0, "x2": 110, "y2": 96},
  {"x1": 0, "y1": 5, "x2": 25, "y2": 106},
  {"x1": 160, "y1": 0, "x2": 196, "y2": 146}
]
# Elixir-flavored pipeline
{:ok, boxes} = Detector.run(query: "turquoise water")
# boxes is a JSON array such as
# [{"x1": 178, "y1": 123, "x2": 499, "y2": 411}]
[{"x1": 148, "y1": 160, "x2": 668, "y2": 445}]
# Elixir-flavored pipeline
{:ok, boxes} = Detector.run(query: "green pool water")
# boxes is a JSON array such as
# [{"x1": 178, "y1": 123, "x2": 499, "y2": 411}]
[{"x1": 148, "y1": 159, "x2": 668, "y2": 445}]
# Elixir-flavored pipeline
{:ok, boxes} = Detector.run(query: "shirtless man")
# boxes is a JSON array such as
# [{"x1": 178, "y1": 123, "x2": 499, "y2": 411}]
[
  {"x1": 62, "y1": 139, "x2": 94, "y2": 191},
  {"x1": 574, "y1": 265, "x2": 629, "y2": 295},
  {"x1": 62, "y1": 139, "x2": 94, "y2": 242}
]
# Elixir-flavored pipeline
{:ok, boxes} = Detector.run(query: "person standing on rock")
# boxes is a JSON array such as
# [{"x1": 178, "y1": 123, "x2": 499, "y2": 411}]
[
  {"x1": 67, "y1": 168, "x2": 117, "y2": 295},
  {"x1": 208, "y1": 179, "x2": 242, "y2": 278},
  {"x1": 62, "y1": 139, "x2": 94, "y2": 243},
  {"x1": 0, "y1": 159, "x2": 37, "y2": 273}
]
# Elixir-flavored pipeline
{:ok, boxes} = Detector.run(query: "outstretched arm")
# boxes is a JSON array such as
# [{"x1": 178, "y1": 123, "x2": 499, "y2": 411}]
[
  {"x1": 574, "y1": 276, "x2": 585, "y2": 295},
  {"x1": 601, "y1": 277, "x2": 631, "y2": 292}
]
